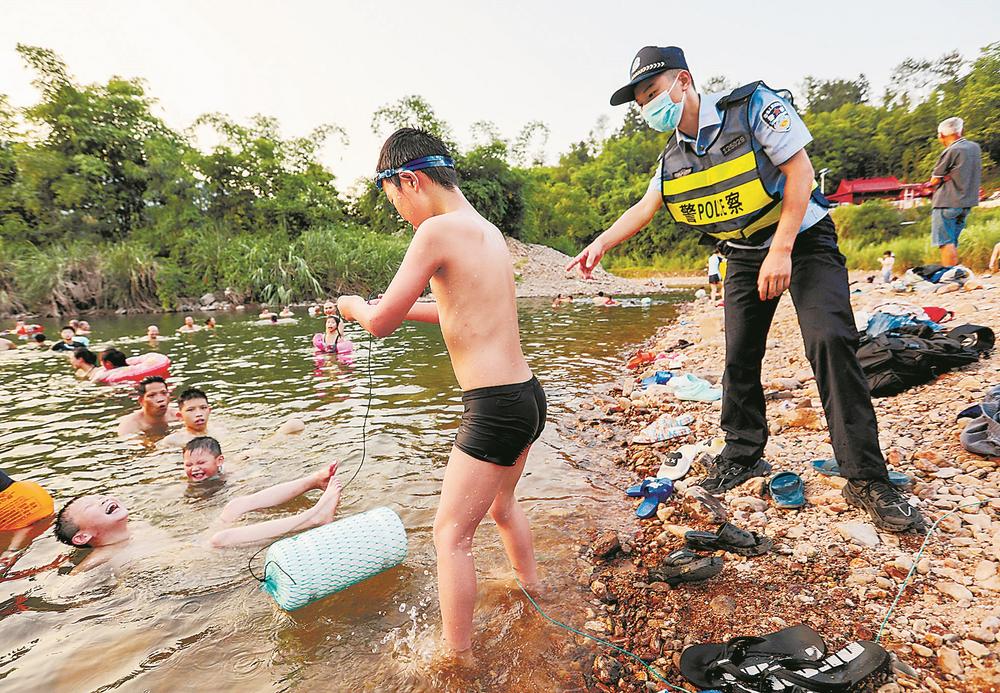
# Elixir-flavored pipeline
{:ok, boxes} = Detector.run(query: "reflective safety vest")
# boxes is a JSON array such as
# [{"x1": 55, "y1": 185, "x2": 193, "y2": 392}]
[{"x1": 660, "y1": 81, "x2": 820, "y2": 242}]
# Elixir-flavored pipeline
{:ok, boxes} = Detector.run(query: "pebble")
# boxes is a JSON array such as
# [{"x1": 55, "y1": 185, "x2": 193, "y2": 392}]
[
  {"x1": 935, "y1": 581, "x2": 974, "y2": 602},
  {"x1": 709, "y1": 594, "x2": 736, "y2": 617},
  {"x1": 936, "y1": 647, "x2": 964, "y2": 676},
  {"x1": 732, "y1": 496, "x2": 768, "y2": 513},
  {"x1": 911, "y1": 643, "x2": 933, "y2": 657},
  {"x1": 591, "y1": 531, "x2": 620, "y2": 559},
  {"x1": 960, "y1": 638, "x2": 990, "y2": 657},
  {"x1": 836, "y1": 521, "x2": 881, "y2": 547},
  {"x1": 974, "y1": 559, "x2": 997, "y2": 583},
  {"x1": 968, "y1": 627, "x2": 995, "y2": 643}
]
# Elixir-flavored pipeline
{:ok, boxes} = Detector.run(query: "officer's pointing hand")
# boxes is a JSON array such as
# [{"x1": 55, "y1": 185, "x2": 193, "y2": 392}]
[
  {"x1": 757, "y1": 250, "x2": 792, "y2": 301},
  {"x1": 566, "y1": 240, "x2": 606, "y2": 280}
]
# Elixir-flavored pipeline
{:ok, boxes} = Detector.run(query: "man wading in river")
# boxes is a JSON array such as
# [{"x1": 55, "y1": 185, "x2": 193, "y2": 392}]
[{"x1": 566, "y1": 45, "x2": 925, "y2": 533}]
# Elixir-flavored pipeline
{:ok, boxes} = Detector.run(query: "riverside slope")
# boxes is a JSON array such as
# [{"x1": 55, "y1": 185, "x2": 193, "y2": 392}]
[{"x1": 567, "y1": 276, "x2": 1000, "y2": 692}]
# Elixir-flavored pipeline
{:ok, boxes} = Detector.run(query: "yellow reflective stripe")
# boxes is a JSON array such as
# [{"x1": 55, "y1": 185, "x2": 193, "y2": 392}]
[
  {"x1": 661, "y1": 151, "x2": 757, "y2": 196},
  {"x1": 741, "y1": 202, "x2": 783, "y2": 236},
  {"x1": 666, "y1": 178, "x2": 772, "y2": 227}
]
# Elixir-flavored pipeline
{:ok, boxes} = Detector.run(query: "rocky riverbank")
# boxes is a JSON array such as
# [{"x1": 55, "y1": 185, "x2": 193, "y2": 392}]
[{"x1": 564, "y1": 277, "x2": 1000, "y2": 692}]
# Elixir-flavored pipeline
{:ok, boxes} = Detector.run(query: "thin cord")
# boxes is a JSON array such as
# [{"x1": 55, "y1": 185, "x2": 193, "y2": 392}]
[
  {"x1": 876, "y1": 496, "x2": 999, "y2": 642},
  {"x1": 514, "y1": 578, "x2": 691, "y2": 693},
  {"x1": 248, "y1": 302, "x2": 377, "y2": 583},
  {"x1": 342, "y1": 322, "x2": 375, "y2": 490}
]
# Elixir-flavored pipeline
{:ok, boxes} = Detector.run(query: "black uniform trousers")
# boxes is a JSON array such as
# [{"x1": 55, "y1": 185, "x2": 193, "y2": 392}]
[{"x1": 720, "y1": 214, "x2": 888, "y2": 480}]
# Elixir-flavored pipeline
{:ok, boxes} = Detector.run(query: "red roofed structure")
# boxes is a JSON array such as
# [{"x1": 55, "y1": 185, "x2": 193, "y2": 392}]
[{"x1": 826, "y1": 177, "x2": 934, "y2": 205}]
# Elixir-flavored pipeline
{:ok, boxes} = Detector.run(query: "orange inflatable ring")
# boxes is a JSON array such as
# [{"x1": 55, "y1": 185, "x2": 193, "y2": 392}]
[{"x1": 0, "y1": 471, "x2": 54, "y2": 531}]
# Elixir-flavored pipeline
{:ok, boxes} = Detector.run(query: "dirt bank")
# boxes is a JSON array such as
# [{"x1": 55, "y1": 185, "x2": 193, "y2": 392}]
[
  {"x1": 508, "y1": 238, "x2": 679, "y2": 298},
  {"x1": 566, "y1": 276, "x2": 1000, "y2": 692}
]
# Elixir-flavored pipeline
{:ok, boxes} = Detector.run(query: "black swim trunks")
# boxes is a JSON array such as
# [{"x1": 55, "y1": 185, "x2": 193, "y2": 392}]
[{"x1": 455, "y1": 376, "x2": 547, "y2": 467}]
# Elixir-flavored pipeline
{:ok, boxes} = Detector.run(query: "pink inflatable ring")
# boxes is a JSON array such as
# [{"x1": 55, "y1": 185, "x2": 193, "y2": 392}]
[{"x1": 99, "y1": 352, "x2": 171, "y2": 384}]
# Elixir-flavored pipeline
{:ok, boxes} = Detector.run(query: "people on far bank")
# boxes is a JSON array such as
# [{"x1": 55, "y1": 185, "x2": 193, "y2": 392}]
[
  {"x1": 928, "y1": 117, "x2": 982, "y2": 267},
  {"x1": 880, "y1": 251, "x2": 895, "y2": 284},
  {"x1": 707, "y1": 245, "x2": 725, "y2": 303}
]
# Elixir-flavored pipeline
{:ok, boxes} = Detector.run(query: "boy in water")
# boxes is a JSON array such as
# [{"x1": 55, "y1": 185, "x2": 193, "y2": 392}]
[
  {"x1": 117, "y1": 376, "x2": 177, "y2": 439},
  {"x1": 52, "y1": 462, "x2": 341, "y2": 572},
  {"x1": 337, "y1": 128, "x2": 545, "y2": 658},
  {"x1": 158, "y1": 387, "x2": 218, "y2": 448}
]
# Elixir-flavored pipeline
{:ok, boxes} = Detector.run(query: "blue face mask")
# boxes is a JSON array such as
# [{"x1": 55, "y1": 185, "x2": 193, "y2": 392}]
[{"x1": 641, "y1": 75, "x2": 685, "y2": 132}]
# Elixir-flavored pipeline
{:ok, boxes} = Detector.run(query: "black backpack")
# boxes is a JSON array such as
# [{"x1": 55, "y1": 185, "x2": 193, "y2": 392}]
[{"x1": 856, "y1": 327, "x2": 983, "y2": 397}]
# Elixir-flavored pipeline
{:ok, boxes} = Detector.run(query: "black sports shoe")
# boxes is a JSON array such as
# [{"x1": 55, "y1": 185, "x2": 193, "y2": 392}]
[
  {"x1": 697, "y1": 457, "x2": 772, "y2": 494},
  {"x1": 843, "y1": 479, "x2": 925, "y2": 533}
]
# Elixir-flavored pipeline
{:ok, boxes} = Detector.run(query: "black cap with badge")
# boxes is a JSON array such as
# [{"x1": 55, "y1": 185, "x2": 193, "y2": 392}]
[{"x1": 610, "y1": 45, "x2": 688, "y2": 106}]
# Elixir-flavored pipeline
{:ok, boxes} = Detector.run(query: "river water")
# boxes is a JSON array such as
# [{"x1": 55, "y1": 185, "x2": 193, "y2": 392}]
[{"x1": 0, "y1": 295, "x2": 683, "y2": 692}]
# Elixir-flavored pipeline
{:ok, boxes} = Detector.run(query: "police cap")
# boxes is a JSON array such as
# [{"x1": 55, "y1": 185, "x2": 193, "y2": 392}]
[{"x1": 610, "y1": 46, "x2": 688, "y2": 106}]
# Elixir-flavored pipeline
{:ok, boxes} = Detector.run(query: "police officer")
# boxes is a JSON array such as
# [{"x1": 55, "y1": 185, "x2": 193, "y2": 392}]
[{"x1": 567, "y1": 46, "x2": 924, "y2": 533}]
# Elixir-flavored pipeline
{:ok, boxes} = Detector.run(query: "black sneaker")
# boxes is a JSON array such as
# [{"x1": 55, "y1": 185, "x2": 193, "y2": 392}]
[
  {"x1": 697, "y1": 457, "x2": 772, "y2": 494},
  {"x1": 843, "y1": 479, "x2": 925, "y2": 533}
]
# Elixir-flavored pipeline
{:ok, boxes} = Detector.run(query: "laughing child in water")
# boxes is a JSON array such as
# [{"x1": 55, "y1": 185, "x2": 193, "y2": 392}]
[{"x1": 337, "y1": 128, "x2": 546, "y2": 660}]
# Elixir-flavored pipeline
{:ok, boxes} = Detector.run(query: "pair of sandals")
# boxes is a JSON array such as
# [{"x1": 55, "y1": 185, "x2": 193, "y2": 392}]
[
  {"x1": 647, "y1": 523, "x2": 772, "y2": 587},
  {"x1": 680, "y1": 624, "x2": 893, "y2": 692}
]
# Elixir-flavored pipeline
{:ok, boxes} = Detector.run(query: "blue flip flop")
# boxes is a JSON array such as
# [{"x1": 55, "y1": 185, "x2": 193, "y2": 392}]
[
  {"x1": 626, "y1": 477, "x2": 674, "y2": 518},
  {"x1": 769, "y1": 471, "x2": 806, "y2": 509},
  {"x1": 640, "y1": 370, "x2": 673, "y2": 389},
  {"x1": 811, "y1": 459, "x2": 912, "y2": 487}
]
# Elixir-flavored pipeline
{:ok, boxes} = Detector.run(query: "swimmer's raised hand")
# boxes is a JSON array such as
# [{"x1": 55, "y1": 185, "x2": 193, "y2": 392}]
[{"x1": 565, "y1": 239, "x2": 605, "y2": 280}]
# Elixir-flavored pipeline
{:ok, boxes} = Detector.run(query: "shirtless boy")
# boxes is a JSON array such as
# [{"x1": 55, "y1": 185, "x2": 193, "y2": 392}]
[
  {"x1": 337, "y1": 128, "x2": 545, "y2": 657},
  {"x1": 52, "y1": 463, "x2": 341, "y2": 572},
  {"x1": 117, "y1": 376, "x2": 177, "y2": 439},
  {"x1": 158, "y1": 387, "x2": 218, "y2": 448}
]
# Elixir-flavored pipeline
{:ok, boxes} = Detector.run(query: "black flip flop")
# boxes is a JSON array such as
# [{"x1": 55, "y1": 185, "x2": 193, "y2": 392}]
[
  {"x1": 647, "y1": 548, "x2": 723, "y2": 587},
  {"x1": 684, "y1": 522, "x2": 773, "y2": 557},
  {"x1": 763, "y1": 640, "x2": 893, "y2": 692},
  {"x1": 680, "y1": 625, "x2": 827, "y2": 690}
]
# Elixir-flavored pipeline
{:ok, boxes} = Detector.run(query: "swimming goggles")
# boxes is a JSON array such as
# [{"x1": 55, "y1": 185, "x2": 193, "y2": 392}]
[{"x1": 374, "y1": 155, "x2": 455, "y2": 190}]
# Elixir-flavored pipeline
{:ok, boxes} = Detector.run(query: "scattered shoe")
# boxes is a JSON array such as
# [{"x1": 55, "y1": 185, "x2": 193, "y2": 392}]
[
  {"x1": 680, "y1": 625, "x2": 827, "y2": 691},
  {"x1": 698, "y1": 457, "x2": 772, "y2": 495},
  {"x1": 632, "y1": 412, "x2": 694, "y2": 444},
  {"x1": 668, "y1": 373, "x2": 723, "y2": 402},
  {"x1": 624, "y1": 477, "x2": 674, "y2": 519},
  {"x1": 843, "y1": 479, "x2": 924, "y2": 532},
  {"x1": 647, "y1": 548, "x2": 723, "y2": 587},
  {"x1": 811, "y1": 458, "x2": 911, "y2": 487},
  {"x1": 684, "y1": 522, "x2": 773, "y2": 557},
  {"x1": 680, "y1": 625, "x2": 893, "y2": 693},
  {"x1": 768, "y1": 471, "x2": 806, "y2": 509},
  {"x1": 639, "y1": 370, "x2": 673, "y2": 389}
]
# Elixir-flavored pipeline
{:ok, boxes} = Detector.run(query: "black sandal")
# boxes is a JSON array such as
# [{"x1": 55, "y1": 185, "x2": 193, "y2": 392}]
[
  {"x1": 647, "y1": 549, "x2": 723, "y2": 587},
  {"x1": 684, "y1": 522, "x2": 773, "y2": 557},
  {"x1": 680, "y1": 626, "x2": 891, "y2": 693}
]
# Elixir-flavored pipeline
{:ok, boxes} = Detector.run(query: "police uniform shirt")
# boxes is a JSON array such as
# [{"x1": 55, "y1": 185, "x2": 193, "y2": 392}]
[{"x1": 648, "y1": 86, "x2": 827, "y2": 248}]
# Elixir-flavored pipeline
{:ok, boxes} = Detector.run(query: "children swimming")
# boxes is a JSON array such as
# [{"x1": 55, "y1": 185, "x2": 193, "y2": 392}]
[
  {"x1": 117, "y1": 376, "x2": 177, "y2": 439},
  {"x1": 337, "y1": 128, "x2": 545, "y2": 658},
  {"x1": 158, "y1": 387, "x2": 219, "y2": 448},
  {"x1": 52, "y1": 460, "x2": 342, "y2": 572}
]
